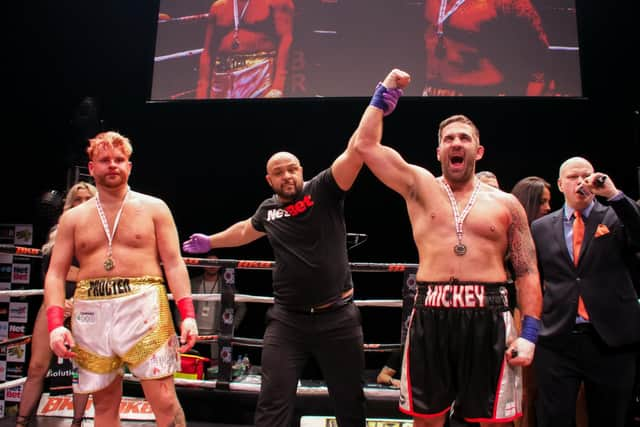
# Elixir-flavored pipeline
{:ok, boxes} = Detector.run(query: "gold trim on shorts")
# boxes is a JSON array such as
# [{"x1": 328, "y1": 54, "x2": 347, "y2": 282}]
[
  {"x1": 74, "y1": 348, "x2": 124, "y2": 374},
  {"x1": 123, "y1": 284, "x2": 175, "y2": 367},
  {"x1": 73, "y1": 276, "x2": 175, "y2": 370},
  {"x1": 215, "y1": 51, "x2": 276, "y2": 73}
]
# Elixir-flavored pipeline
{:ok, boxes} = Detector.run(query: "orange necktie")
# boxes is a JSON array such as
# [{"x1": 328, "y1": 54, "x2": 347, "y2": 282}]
[{"x1": 573, "y1": 211, "x2": 589, "y2": 319}]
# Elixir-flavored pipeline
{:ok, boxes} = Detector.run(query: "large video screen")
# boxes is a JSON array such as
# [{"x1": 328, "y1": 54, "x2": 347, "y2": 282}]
[{"x1": 150, "y1": 0, "x2": 582, "y2": 99}]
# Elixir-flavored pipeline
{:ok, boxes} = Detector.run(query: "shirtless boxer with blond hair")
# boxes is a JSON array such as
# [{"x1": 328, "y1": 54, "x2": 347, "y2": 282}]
[{"x1": 44, "y1": 131, "x2": 198, "y2": 427}]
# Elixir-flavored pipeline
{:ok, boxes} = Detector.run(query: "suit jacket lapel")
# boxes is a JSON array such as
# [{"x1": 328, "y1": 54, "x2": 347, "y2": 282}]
[
  {"x1": 550, "y1": 210, "x2": 573, "y2": 265},
  {"x1": 577, "y1": 201, "x2": 606, "y2": 267}
]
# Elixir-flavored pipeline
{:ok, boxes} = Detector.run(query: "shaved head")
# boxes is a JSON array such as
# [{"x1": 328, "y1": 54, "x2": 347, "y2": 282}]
[
  {"x1": 266, "y1": 151, "x2": 300, "y2": 173},
  {"x1": 559, "y1": 156, "x2": 593, "y2": 179},
  {"x1": 265, "y1": 151, "x2": 304, "y2": 202},
  {"x1": 557, "y1": 156, "x2": 595, "y2": 210}
]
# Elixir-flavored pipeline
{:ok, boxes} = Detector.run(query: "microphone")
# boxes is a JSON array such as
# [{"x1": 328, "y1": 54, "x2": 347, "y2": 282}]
[
  {"x1": 593, "y1": 175, "x2": 607, "y2": 187},
  {"x1": 576, "y1": 175, "x2": 607, "y2": 196}
]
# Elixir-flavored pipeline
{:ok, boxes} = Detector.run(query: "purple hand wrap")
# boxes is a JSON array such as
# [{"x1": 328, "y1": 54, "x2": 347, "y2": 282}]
[
  {"x1": 520, "y1": 315, "x2": 541, "y2": 344},
  {"x1": 369, "y1": 83, "x2": 403, "y2": 116},
  {"x1": 182, "y1": 233, "x2": 211, "y2": 254}
]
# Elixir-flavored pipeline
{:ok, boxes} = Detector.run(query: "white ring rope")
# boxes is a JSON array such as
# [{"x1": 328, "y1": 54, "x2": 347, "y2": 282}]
[
  {"x1": 0, "y1": 245, "x2": 411, "y2": 396},
  {"x1": 161, "y1": 374, "x2": 399, "y2": 399},
  {"x1": 155, "y1": 48, "x2": 203, "y2": 63},
  {"x1": 0, "y1": 289, "x2": 44, "y2": 297},
  {"x1": 0, "y1": 371, "x2": 399, "y2": 398},
  {"x1": 0, "y1": 289, "x2": 402, "y2": 307},
  {"x1": 1, "y1": 244, "x2": 418, "y2": 271},
  {"x1": 158, "y1": 13, "x2": 209, "y2": 24},
  {"x1": 0, "y1": 377, "x2": 27, "y2": 391}
]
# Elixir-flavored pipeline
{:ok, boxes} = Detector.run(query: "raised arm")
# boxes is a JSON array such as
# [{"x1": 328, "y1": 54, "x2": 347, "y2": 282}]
[
  {"x1": 182, "y1": 218, "x2": 266, "y2": 254},
  {"x1": 330, "y1": 132, "x2": 363, "y2": 192},
  {"x1": 353, "y1": 69, "x2": 422, "y2": 199},
  {"x1": 333, "y1": 70, "x2": 419, "y2": 191},
  {"x1": 584, "y1": 173, "x2": 640, "y2": 246}
]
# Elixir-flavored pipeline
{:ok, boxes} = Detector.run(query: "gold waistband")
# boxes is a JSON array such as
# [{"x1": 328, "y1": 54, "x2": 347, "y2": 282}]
[
  {"x1": 75, "y1": 276, "x2": 164, "y2": 300},
  {"x1": 215, "y1": 51, "x2": 275, "y2": 73}
]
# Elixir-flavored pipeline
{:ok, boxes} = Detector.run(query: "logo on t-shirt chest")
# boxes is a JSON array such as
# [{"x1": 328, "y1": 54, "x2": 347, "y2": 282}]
[{"x1": 266, "y1": 194, "x2": 315, "y2": 222}]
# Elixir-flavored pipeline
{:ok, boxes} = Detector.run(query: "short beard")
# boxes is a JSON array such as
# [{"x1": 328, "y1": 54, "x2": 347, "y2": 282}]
[
  {"x1": 274, "y1": 182, "x2": 302, "y2": 203},
  {"x1": 442, "y1": 164, "x2": 475, "y2": 185}
]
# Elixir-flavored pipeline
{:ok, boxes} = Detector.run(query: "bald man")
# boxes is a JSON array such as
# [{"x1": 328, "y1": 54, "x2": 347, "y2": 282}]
[
  {"x1": 183, "y1": 147, "x2": 365, "y2": 425},
  {"x1": 531, "y1": 156, "x2": 640, "y2": 427},
  {"x1": 182, "y1": 70, "x2": 410, "y2": 426}
]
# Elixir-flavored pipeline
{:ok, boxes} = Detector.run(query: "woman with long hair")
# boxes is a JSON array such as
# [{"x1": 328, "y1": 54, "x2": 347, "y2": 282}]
[
  {"x1": 17, "y1": 181, "x2": 97, "y2": 427},
  {"x1": 511, "y1": 176, "x2": 552, "y2": 225}
]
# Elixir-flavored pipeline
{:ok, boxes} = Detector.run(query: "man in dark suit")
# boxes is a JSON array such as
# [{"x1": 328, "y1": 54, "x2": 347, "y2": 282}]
[{"x1": 531, "y1": 156, "x2": 640, "y2": 427}]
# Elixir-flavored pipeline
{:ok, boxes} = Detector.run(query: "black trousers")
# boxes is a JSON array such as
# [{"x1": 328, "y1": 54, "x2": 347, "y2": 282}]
[
  {"x1": 535, "y1": 325, "x2": 638, "y2": 427},
  {"x1": 254, "y1": 303, "x2": 366, "y2": 427}
]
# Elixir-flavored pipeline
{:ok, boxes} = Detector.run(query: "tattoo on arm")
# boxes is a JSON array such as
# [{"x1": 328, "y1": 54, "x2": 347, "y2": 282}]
[{"x1": 507, "y1": 200, "x2": 537, "y2": 278}]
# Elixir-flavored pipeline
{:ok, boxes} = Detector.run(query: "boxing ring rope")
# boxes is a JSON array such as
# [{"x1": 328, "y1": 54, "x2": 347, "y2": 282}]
[
  {"x1": 0, "y1": 289, "x2": 401, "y2": 308},
  {"x1": 158, "y1": 13, "x2": 209, "y2": 24},
  {"x1": 0, "y1": 244, "x2": 413, "y2": 398}
]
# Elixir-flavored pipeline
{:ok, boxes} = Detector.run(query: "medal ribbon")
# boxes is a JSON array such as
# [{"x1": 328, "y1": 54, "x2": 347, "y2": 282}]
[
  {"x1": 437, "y1": 0, "x2": 467, "y2": 36},
  {"x1": 440, "y1": 178, "x2": 480, "y2": 250},
  {"x1": 233, "y1": 0, "x2": 251, "y2": 43},
  {"x1": 95, "y1": 187, "x2": 129, "y2": 266}
]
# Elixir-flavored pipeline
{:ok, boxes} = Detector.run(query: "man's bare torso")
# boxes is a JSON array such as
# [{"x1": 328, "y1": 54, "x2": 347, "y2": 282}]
[
  {"x1": 70, "y1": 191, "x2": 164, "y2": 280},
  {"x1": 409, "y1": 176, "x2": 512, "y2": 282}
]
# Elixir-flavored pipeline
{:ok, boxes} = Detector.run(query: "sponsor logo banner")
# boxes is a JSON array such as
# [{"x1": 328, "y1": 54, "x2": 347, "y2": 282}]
[
  {"x1": 5, "y1": 362, "x2": 24, "y2": 379},
  {"x1": 5, "y1": 385, "x2": 23, "y2": 402},
  {"x1": 37, "y1": 394, "x2": 156, "y2": 421},
  {"x1": 14, "y1": 225, "x2": 33, "y2": 246},
  {"x1": 11, "y1": 264, "x2": 31, "y2": 284},
  {"x1": 9, "y1": 302, "x2": 28, "y2": 323},
  {"x1": 6, "y1": 343, "x2": 26, "y2": 363},
  {"x1": 8, "y1": 323, "x2": 26, "y2": 335},
  {"x1": 47, "y1": 358, "x2": 73, "y2": 396}
]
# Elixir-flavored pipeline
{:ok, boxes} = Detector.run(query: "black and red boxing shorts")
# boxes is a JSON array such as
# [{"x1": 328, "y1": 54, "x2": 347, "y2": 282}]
[{"x1": 399, "y1": 279, "x2": 522, "y2": 424}]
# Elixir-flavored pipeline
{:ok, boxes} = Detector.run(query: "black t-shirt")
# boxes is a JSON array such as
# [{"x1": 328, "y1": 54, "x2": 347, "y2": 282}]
[{"x1": 251, "y1": 168, "x2": 353, "y2": 308}]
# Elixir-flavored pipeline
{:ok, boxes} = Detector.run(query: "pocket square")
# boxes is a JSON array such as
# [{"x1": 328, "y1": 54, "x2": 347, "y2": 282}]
[{"x1": 594, "y1": 224, "x2": 610, "y2": 237}]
